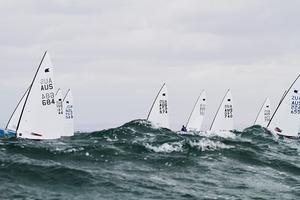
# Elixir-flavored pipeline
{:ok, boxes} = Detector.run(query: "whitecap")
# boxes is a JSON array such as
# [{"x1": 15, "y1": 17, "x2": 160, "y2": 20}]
[
  {"x1": 189, "y1": 138, "x2": 233, "y2": 151},
  {"x1": 200, "y1": 130, "x2": 236, "y2": 139},
  {"x1": 145, "y1": 142, "x2": 183, "y2": 153}
]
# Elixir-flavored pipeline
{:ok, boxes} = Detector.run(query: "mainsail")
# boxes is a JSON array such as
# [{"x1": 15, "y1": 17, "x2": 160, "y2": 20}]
[
  {"x1": 62, "y1": 89, "x2": 74, "y2": 137},
  {"x1": 55, "y1": 88, "x2": 64, "y2": 136},
  {"x1": 254, "y1": 98, "x2": 271, "y2": 127},
  {"x1": 210, "y1": 90, "x2": 234, "y2": 132},
  {"x1": 16, "y1": 51, "x2": 62, "y2": 139},
  {"x1": 147, "y1": 83, "x2": 170, "y2": 128},
  {"x1": 268, "y1": 74, "x2": 300, "y2": 137},
  {"x1": 186, "y1": 90, "x2": 206, "y2": 132}
]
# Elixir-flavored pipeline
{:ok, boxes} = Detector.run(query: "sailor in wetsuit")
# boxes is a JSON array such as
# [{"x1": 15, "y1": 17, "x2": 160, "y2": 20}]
[{"x1": 181, "y1": 125, "x2": 187, "y2": 132}]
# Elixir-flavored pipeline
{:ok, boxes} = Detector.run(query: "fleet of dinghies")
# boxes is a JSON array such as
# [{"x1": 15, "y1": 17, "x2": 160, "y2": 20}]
[
  {"x1": 0, "y1": 51, "x2": 299, "y2": 140},
  {"x1": 147, "y1": 80, "x2": 300, "y2": 138},
  {"x1": 146, "y1": 84, "x2": 235, "y2": 133},
  {"x1": 0, "y1": 51, "x2": 74, "y2": 140}
]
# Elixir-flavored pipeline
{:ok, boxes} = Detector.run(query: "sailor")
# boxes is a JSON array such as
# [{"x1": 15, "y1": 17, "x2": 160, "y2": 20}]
[{"x1": 181, "y1": 125, "x2": 187, "y2": 132}]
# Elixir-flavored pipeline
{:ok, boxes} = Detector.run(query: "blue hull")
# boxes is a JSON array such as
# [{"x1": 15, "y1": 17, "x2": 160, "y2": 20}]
[{"x1": 0, "y1": 129, "x2": 16, "y2": 137}]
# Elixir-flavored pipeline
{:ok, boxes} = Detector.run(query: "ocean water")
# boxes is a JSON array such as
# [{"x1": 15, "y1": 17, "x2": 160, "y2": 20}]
[{"x1": 0, "y1": 120, "x2": 299, "y2": 200}]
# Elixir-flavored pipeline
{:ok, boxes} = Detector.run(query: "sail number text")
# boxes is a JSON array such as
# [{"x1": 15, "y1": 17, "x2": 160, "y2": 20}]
[
  {"x1": 225, "y1": 105, "x2": 233, "y2": 118},
  {"x1": 40, "y1": 78, "x2": 55, "y2": 106},
  {"x1": 200, "y1": 104, "x2": 205, "y2": 116},
  {"x1": 66, "y1": 105, "x2": 73, "y2": 119},
  {"x1": 291, "y1": 95, "x2": 300, "y2": 114},
  {"x1": 159, "y1": 100, "x2": 168, "y2": 114}
]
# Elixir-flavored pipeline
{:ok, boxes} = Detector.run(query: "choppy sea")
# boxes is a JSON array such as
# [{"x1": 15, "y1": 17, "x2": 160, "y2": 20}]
[{"x1": 0, "y1": 120, "x2": 299, "y2": 200}]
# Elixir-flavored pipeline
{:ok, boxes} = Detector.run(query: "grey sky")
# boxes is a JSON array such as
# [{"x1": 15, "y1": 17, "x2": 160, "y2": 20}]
[{"x1": 0, "y1": 0, "x2": 299, "y2": 131}]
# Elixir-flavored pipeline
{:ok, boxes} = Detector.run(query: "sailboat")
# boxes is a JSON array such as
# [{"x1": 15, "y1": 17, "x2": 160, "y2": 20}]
[
  {"x1": 254, "y1": 97, "x2": 271, "y2": 127},
  {"x1": 147, "y1": 83, "x2": 170, "y2": 129},
  {"x1": 267, "y1": 74, "x2": 300, "y2": 138},
  {"x1": 210, "y1": 89, "x2": 234, "y2": 132},
  {"x1": 62, "y1": 89, "x2": 74, "y2": 137},
  {"x1": 186, "y1": 90, "x2": 206, "y2": 132},
  {"x1": 0, "y1": 51, "x2": 63, "y2": 139}
]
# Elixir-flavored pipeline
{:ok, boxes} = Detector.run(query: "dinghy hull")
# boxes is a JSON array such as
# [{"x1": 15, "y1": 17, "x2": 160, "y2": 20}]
[{"x1": 277, "y1": 133, "x2": 299, "y2": 139}]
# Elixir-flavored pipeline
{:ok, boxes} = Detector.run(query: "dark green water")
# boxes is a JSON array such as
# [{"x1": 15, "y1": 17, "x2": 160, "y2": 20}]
[{"x1": 0, "y1": 120, "x2": 299, "y2": 200}]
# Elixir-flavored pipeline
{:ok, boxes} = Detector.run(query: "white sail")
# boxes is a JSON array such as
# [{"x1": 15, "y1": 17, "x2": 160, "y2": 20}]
[
  {"x1": 6, "y1": 88, "x2": 29, "y2": 132},
  {"x1": 186, "y1": 90, "x2": 206, "y2": 132},
  {"x1": 210, "y1": 90, "x2": 234, "y2": 132},
  {"x1": 16, "y1": 51, "x2": 62, "y2": 139},
  {"x1": 55, "y1": 88, "x2": 65, "y2": 136},
  {"x1": 147, "y1": 83, "x2": 170, "y2": 128},
  {"x1": 62, "y1": 89, "x2": 74, "y2": 137},
  {"x1": 268, "y1": 75, "x2": 300, "y2": 137},
  {"x1": 254, "y1": 98, "x2": 271, "y2": 127}
]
